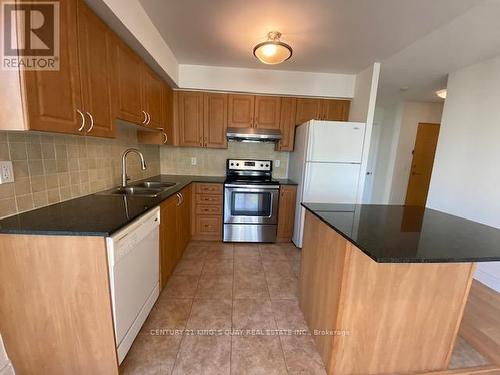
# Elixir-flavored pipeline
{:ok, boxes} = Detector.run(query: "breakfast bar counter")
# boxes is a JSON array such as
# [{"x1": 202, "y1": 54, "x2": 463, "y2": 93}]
[{"x1": 299, "y1": 203, "x2": 500, "y2": 375}]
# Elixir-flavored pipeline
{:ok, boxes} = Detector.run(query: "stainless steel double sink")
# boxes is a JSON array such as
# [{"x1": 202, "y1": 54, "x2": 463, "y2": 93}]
[{"x1": 98, "y1": 181, "x2": 178, "y2": 197}]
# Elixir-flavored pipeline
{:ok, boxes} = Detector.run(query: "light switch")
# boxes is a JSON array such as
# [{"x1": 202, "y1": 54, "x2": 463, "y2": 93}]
[
  {"x1": 0, "y1": 161, "x2": 14, "y2": 184},
  {"x1": 191, "y1": 157, "x2": 197, "y2": 166}
]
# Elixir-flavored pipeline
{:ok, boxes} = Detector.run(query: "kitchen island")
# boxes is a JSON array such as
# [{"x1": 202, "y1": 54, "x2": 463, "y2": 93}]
[{"x1": 300, "y1": 203, "x2": 500, "y2": 375}]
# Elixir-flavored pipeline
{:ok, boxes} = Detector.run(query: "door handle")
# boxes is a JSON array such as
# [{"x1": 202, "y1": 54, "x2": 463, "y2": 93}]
[
  {"x1": 142, "y1": 110, "x2": 148, "y2": 124},
  {"x1": 76, "y1": 109, "x2": 85, "y2": 132},
  {"x1": 146, "y1": 112, "x2": 151, "y2": 125},
  {"x1": 85, "y1": 112, "x2": 94, "y2": 133}
]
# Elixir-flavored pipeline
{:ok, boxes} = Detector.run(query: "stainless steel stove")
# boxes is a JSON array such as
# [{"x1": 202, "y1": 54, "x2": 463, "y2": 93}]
[{"x1": 223, "y1": 159, "x2": 280, "y2": 243}]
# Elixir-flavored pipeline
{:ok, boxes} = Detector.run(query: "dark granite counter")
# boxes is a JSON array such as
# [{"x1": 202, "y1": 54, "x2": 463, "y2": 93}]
[
  {"x1": 302, "y1": 203, "x2": 500, "y2": 263},
  {"x1": 0, "y1": 175, "x2": 225, "y2": 237}
]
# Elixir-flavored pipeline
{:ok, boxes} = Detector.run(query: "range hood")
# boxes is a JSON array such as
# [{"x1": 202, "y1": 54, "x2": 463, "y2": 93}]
[{"x1": 226, "y1": 127, "x2": 282, "y2": 143}]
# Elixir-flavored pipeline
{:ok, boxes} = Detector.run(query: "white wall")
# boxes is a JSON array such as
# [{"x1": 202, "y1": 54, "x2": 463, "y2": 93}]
[
  {"x1": 388, "y1": 102, "x2": 443, "y2": 204},
  {"x1": 427, "y1": 55, "x2": 500, "y2": 292},
  {"x1": 178, "y1": 65, "x2": 355, "y2": 98},
  {"x1": 349, "y1": 63, "x2": 381, "y2": 124},
  {"x1": 366, "y1": 104, "x2": 401, "y2": 203}
]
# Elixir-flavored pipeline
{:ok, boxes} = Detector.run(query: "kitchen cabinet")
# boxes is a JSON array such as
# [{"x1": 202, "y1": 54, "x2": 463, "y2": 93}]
[
  {"x1": 137, "y1": 128, "x2": 168, "y2": 145},
  {"x1": 142, "y1": 67, "x2": 165, "y2": 129},
  {"x1": 227, "y1": 94, "x2": 281, "y2": 129},
  {"x1": 227, "y1": 94, "x2": 255, "y2": 128},
  {"x1": 204, "y1": 93, "x2": 228, "y2": 148},
  {"x1": 176, "y1": 91, "x2": 204, "y2": 147},
  {"x1": 255, "y1": 96, "x2": 281, "y2": 129},
  {"x1": 277, "y1": 185, "x2": 297, "y2": 242},
  {"x1": 159, "y1": 195, "x2": 178, "y2": 289},
  {"x1": 159, "y1": 186, "x2": 191, "y2": 289},
  {"x1": 295, "y1": 98, "x2": 322, "y2": 125},
  {"x1": 295, "y1": 98, "x2": 351, "y2": 124},
  {"x1": 176, "y1": 186, "x2": 192, "y2": 260},
  {"x1": 110, "y1": 36, "x2": 145, "y2": 125},
  {"x1": 17, "y1": 0, "x2": 84, "y2": 135},
  {"x1": 276, "y1": 97, "x2": 297, "y2": 151},
  {"x1": 76, "y1": 0, "x2": 114, "y2": 138},
  {"x1": 192, "y1": 183, "x2": 223, "y2": 241},
  {"x1": 176, "y1": 91, "x2": 227, "y2": 148}
]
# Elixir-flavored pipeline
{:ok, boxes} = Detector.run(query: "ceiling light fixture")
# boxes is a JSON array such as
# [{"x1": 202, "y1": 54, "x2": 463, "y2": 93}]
[
  {"x1": 253, "y1": 31, "x2": 292, "y2": 65},
  {"x1": 436, "y1": 89, "x2": 447, "y2": 99}
]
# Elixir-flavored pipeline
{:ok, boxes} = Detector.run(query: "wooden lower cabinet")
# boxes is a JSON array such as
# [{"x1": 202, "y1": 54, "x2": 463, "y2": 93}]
[
  {"x1": 0, "y1": 235, "x2": 119, "y2": 374},
  {"x1": 192, "y1": 183, "x2": 223, "y2": 241},
  {"x1": 159, "y1": 186, "x2": 191, "y2": 289},
  {"x1": 277, "y1": 185, "x2": 297, "y2": 242}
]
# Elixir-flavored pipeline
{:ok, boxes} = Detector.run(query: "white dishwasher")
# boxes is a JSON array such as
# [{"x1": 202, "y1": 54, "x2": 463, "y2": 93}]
[{"x1": 106, "y1": 207, "x2": 160, "y2": 364}]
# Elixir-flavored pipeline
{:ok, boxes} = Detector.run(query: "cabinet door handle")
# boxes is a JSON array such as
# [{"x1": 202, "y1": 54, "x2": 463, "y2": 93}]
[
  {"x1": 146, "y1": 112, "x2": 151, "y2": 125},
  {"x1": 142, "y1": 110, "x2": 148, "y2": 124},
  {"x1": 162, "y1": 132, "x2": 168, "y2": 144},
  {"x1": 176, "y1": 193, "x2": 181, "y2": 206},
  {"x1": 179, "y1": 193, "x2": 184, "y2": 204},
  {"x1": 76, "y1": 109, "x2": 85, "y2": 132},
  {"x1": 85, "y1": 112, "x2": 94, "y2": 133}
]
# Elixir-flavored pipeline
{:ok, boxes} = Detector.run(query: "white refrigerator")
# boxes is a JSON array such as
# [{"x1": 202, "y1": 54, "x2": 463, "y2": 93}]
[{"x1": 289, "y1": 120, "x2": 372, "y2": 248}]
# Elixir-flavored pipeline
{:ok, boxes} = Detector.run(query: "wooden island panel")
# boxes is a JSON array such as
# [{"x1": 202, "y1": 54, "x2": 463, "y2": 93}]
[{"x1": 300, "y1": 211, "x2": 476, "y2": 375}]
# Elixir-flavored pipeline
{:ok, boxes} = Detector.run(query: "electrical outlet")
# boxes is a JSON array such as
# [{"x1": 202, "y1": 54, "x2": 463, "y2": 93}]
[
  {"x1": 0, "y1": 161, "x2": 14, "y2": 184},
  {"x1": 275, "y1": 160, "x2": 281, "y2": 168},
  {"x1": 191, "y1": 157, "x2": 197, "y2": 166}
]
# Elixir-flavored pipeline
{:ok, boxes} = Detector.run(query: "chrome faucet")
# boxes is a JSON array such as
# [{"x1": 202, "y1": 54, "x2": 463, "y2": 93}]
[{"x1": 121, "y1": 148, "x2": 147, "y2": 187}]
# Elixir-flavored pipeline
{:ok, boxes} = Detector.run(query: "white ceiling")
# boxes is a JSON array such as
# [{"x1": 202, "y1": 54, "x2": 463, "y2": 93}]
[{"x1": 138, "y1": 0, "x2": 482, "y2": 74}]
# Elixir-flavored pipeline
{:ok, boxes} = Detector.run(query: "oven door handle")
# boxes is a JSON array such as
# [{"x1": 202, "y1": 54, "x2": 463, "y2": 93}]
[{"x1": 224, "y1": 184, "x2": 280, "y2": 190}]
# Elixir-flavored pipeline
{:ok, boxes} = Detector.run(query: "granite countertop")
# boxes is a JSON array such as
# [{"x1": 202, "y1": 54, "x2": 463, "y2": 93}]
[
  {"x1": 0, "y1": 175, "x2": 296, "y2": 237},
  {"x1": 0, "y1": 175, "x2": 225, "y2": 237},
  {"x1": 302, "y1": 203, "x2": 500, "y2": 263}
]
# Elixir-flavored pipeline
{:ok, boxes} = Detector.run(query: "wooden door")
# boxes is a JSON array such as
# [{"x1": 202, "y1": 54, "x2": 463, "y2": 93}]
[
  {"x1": 176, "y1": 186, "x2": 191, "y2": 260},
  {"x1": 143, "y1": 66, "x2": 165, "y2": 128},
  {"x1": 295, "y1": 98, "x2": 322, "y2": 124},
  {"x1": 177, "y1": 91, "x2": 204, "y2": 147},
  {"x1": 405, "y1": 123, "x2": 440, "y2": 206},
  {"x1": 277, "y1": 97, "x2": 297, "y2": 151},
  {"x1": 110, "y1": 37, "x2": 144, "y2": 125},
  {"x1": 23, "y1": 0, "x2": 83, "y2": 135},
  {"x1": 321, "y1": 99, "x2": 351, "y2": 121},
  {"x1": 277, "y1": 185, "x2": 297, "y2": 242},
  {"x1": 203, "y1": 93, "x2": 228, "y2": 148},
  {"x1": 160, "y1": 195, "x2": 178, "y2": 289},
  {"x1": 228, "y1": 94, "x2": 255, "y2": 128},
  {"x1": 254, "y1": 96, "x2": 281, "y2": 129},
  {"x1": 163, "y1": 84, "x2": 174, "y2": 145},
  {"x1": 76, "y1": 0, "x2": 114, "y2": 138}
]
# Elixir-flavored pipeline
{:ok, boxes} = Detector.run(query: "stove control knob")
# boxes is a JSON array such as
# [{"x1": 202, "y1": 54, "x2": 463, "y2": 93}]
[
  {"x1": 265, "y1": 164, "x2": 269, "y2": 167},
  {"x1": 236, "y1": 163, "x2": 239, "y2": 166},
  {"x1": 230, "y1": 163, "x2": 234, "y2": 166},
  {"x1": 260, "y1": 164, "x2": 264, "y2": 167}
]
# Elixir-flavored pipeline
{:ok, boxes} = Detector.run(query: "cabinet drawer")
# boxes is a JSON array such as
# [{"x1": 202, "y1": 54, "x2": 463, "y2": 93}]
[
  {"x1": 196, "y1": 205, "x2": 222, "y2": 215},
  {"x1": 195, "y1": 183, "x2": 223, "y2": 195},
  {"x1": 195, "y1": 194, "x2": 222, "y2": 205},
  {"x1": 195, "y1": 215, "x2": 222, "y2": 234}
]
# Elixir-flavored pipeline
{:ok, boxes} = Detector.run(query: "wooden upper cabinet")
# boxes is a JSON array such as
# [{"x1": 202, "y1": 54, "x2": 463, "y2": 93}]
[
  {"x1": 228, "y1": 94, "x2": 255, "y2": 128},
  {"x1": 76, "y1": 0, "x2": 114, "y2": 138},
  {"x1": 23, "y1": 0, "x2": 83, "y2": 135},
  {"x1": 203, "y1": 93, "x2": 228, "y2": 149},
  {"x1": 177, "y1": 91, "x2": 204, "y2": 147},
  {"x1": 295, "y1": 98, "x2": 322, "y2": 125},
  {"x1": 277, "y1": 185, "x2": 297, "y2": 242},
  {"x1": 254, "y1": 96, "x2": 281, "y2": 129},
  {"x1": 110, "y1": 36, "x2": 144, "y2": 125},
  {"x1": 142, "y1": 66, "x2": 165, "y2": 128},
  {"x1": 163, "y1": 84, "x2": 174, "y2": 144},
  {"x1": 320, "y1": 99, "x2": 351, "y2": 121},
  {"x1": 277, "y1": 97, "x2": 297, "y2": 151}
]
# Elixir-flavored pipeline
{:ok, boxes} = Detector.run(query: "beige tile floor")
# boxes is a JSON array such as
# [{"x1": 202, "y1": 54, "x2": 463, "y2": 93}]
[{"x1": 120, "y1": 241, "x2": 490, "y2": 375}]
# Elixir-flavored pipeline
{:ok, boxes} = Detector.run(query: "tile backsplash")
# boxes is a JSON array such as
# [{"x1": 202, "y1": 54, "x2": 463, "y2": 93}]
[
  {"x1": 0, "y1": 127, "x2": 160, "y2": 218},
  {"x1": 160, "y1": 142, "x2": 289, "y2": 178}
]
